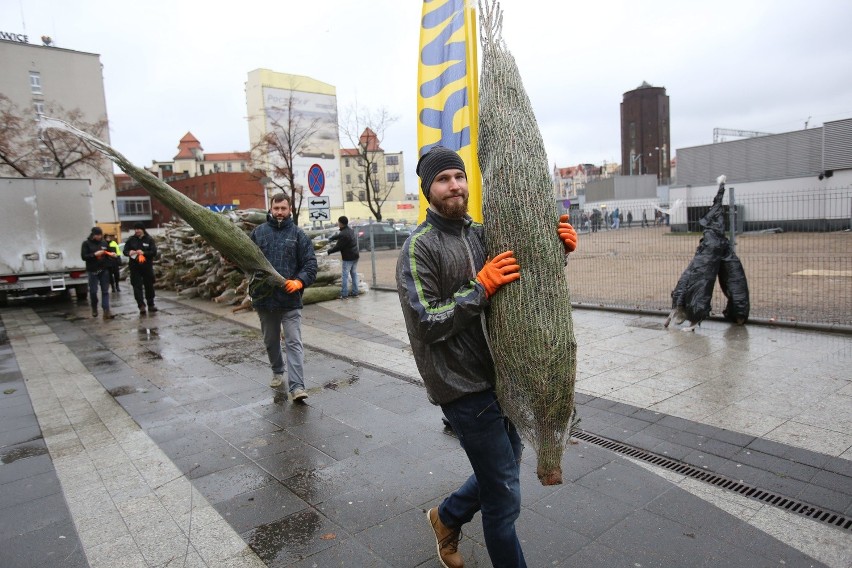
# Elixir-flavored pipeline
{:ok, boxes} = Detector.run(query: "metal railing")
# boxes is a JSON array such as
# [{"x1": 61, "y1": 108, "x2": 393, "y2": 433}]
[{"x1": 367, "y1": 188, "x2": 852, "y2": 329}]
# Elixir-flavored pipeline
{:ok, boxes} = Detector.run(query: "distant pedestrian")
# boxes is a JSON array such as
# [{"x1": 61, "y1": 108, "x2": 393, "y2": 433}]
[
  {"x1": 81, "y1": 227, "x2": 116, "y2": 320},
  {"x1": 612, "y1": 207, "x2": 621, "y2": 230},
  {"x1": 124, "y1": 222, "x2": 159, "y2": 314},
  {"x1": 327, "y1": 216, "x2": 360, "y2": 299},
  {"x1": 250, "y1": 193, "x2": 317, "y2": 401},
  {"x1": 626, "y1": 211, "x2": 633, "y2": 228},
  {"x1": 106, "y1": 233, "x2": 122, "y2": 292},
  {"x1": 641, "y1": 209, "x2": 648, "y2": 228}
]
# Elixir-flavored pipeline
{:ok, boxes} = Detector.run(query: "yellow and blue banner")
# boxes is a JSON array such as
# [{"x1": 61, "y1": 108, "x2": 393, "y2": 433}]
[{"x1": 417, "y1": 0, "x2": 481, "y2": 222}]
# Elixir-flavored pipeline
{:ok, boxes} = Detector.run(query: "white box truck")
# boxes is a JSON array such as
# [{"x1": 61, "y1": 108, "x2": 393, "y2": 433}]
[{"x1": 0, "y1": 178, "x2": 95, "y2": 306}]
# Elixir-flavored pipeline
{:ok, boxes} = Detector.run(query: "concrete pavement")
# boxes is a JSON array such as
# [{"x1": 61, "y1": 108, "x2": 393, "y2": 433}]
[{"x1": 1, "y1": 288, "x2": 850, "y2": 567}]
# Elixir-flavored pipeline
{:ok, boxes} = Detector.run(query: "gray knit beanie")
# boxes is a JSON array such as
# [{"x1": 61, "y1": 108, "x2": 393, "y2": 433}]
[{"x1": 416, "y1": 146, "x2": 466, "y2": 200}]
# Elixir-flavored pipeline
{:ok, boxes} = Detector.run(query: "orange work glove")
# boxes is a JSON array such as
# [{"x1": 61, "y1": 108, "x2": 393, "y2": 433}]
[
  {"x1": 557, "y1": 215, "x2": 578, "y2": 253},
  {"x1": 137, "y1": 253, "x2": 146, "y2": 264},
  {"x1": 476, "y1": 251, "x2": 520, "y2": 298},
  {"x1": 284, "y1": 279, "x2": 303, "y2": 294}
]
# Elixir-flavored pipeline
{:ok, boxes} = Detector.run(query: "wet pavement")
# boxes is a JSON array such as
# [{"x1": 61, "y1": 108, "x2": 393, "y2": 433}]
[{"x1": 0, "y1": 289, "x2": 850, "y2": 567}]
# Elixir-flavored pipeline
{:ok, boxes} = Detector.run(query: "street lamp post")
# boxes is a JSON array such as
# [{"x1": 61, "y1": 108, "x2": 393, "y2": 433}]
[
  {"x1": 630, "y1": 154, "x2": 642, "y2": 175},
  {"x1": 653, "y1": 147, "x2": 662, "y2": 184}
]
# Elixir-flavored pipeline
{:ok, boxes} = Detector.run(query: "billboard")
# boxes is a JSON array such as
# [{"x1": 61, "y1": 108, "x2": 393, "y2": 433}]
[{"x1": 262, "y1": 87, "x2": 342, "y2": 209}]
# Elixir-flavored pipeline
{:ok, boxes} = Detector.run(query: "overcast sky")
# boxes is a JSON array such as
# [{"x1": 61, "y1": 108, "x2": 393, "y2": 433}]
[{"x1": 5, "y1": 0, "x2": 852, "y2": 191}]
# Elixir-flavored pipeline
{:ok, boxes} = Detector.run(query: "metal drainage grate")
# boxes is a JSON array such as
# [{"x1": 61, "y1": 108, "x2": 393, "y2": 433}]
[{"x1": 571, "y1": 429, "x2": 852, "y2": 533}]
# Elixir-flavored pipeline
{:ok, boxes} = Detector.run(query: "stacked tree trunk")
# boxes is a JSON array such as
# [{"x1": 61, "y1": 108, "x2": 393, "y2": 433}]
[{"x1": 150, "y1": 209, "x2": 341, "y2": 307}]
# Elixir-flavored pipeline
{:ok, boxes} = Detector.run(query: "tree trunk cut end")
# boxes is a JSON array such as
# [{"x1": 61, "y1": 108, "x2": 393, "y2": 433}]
[{"x1": 537, "y1": 466, "x2": 563, "y2": 486}]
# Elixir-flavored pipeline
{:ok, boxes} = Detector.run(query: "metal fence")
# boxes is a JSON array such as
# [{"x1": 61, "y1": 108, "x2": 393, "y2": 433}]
[{"x1": 367, "y1": 188, "x2": 852, "y2": 329}]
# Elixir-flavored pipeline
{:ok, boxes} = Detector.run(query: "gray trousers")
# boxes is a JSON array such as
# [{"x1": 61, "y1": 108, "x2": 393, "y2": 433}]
[{"x1": 257, "y1": 308, "x2": 305, "y2": 392}]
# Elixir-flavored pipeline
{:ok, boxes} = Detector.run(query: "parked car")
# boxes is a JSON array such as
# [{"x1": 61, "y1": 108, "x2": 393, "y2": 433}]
[{"x1": 354, "y1": 223, "x2": 408, "y2": 251}]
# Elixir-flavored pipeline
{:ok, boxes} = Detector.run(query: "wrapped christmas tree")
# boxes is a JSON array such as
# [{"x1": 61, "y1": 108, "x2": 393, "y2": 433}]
[{"x1": 478, "y1": 1, "x2": 577, "y2": 485}]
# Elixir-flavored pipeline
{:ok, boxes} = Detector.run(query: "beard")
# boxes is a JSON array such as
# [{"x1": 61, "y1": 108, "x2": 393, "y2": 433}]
[{"x1": 432, "y1": 194, "x2": 469, "y2": 219}]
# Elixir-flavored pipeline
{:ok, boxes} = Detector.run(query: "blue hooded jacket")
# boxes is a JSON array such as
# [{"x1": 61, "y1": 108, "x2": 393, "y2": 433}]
[{"x1": 249, "y1": 212, "x2": 317, "y2": 310}]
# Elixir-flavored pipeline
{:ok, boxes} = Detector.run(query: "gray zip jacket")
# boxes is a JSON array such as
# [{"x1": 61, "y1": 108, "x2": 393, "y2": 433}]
[{"x1": 396, "y1": 209, "x2": 495, "y2": 405}]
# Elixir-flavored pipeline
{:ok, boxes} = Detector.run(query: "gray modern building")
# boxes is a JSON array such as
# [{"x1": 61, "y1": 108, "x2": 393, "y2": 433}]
[{"x1": 0, "y1": 33, "x2": 116, "y2": 223}]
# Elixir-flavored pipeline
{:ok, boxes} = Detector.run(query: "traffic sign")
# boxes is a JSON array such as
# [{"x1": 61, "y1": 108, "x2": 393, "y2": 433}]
[
  {"x1": 307, "y1": 196, "x2": 330, "y2": 209},
  {"x1": 307, "y1": 194, "x2": 330, "y2": 222},
  {"x1": 308, "y1": 164, "x2": 325, "y2": 196}
]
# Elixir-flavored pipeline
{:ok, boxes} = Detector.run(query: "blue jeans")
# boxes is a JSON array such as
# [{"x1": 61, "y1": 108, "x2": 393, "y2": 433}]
[
  {"x1": 87, "y1": 270, "x2": 111, "y2": 311},
  {"x1": 341, "y1": 259, "x2": 359, "y2": 297},
  {"x1": 439, "y1": 389, "x2": 526, "y2": 568},
  {"x1": 257, "y1": 308, "x2": 305, "y2": 392}
]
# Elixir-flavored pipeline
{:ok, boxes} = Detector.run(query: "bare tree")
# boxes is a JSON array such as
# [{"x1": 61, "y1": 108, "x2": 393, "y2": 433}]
[
  {"x1": 249, "y1": 89, "x2": 327, "y2": 225},
  {"x1": 340, "y1": 104, "x2": 399, "y2": 222},
  {"x1": 0, "y1": 94, "x2": 110, "y2": 180}
]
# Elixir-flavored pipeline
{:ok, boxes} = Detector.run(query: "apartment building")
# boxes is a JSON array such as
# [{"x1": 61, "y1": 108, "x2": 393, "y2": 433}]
[{"x1": 0, "y1": 32, "x2": 116, "y2": 222}]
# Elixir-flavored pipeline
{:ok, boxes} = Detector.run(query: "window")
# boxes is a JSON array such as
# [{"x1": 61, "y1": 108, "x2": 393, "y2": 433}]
[
  {"x1": 359, "y1": 191, "x2": 366, "y2": 201},
  {"x1": 345, "y1": 174, "x2": 351, "y2": 184},
  {"x1": 345, "y1": 158, "x2": 350, "y2": 168},
  {"x1": 41, "y1": 158, "x2": 52, "y2": 174},
  {"x1": 30, "y1": 71, "x2": 42, "y2": 94},
  {"x1": 346, "y1": 191, "x2": 354, "y2": 202},
  {"x1": 357, "y1": 157, "x2": 363, "y2": 166},
  {"x1": 199, "y1": 164, "x2": 205, "y2": 175},
  {"x1": 386, "y1": 155, "x2": 399, "y2": 166},
  {"x1": 240, "y1": 162, "x2": 246, "y2": 171},
  {"x1": 117, "y1": 198, "x2": 152, "y2": 216},
  {"x1": 33, "y1": 101, "x2": 44, "y2": 118},
  {"x1": 387, "y1": 172, "x2": 400, "y2": 182},
  {"x1": 211, "y1": 182, "x2": 216, "y2": 194},
  {"x1": 227, "y1": 162, "x2": 233, "y2": 172},
  {"x1": 371, "y1": 163, "x2": 378, "y2": 173},
  {"x1": 358, "y1": 174, "x2": 364, "y2": 183}
]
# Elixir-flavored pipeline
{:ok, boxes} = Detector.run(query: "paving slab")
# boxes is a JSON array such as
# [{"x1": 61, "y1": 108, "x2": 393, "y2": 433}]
[{"x1": 0, "y1": 291, "x2": 849, "y2": 567}]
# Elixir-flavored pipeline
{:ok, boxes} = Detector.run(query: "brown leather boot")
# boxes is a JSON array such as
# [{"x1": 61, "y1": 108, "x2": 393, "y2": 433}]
[
  {"x1": 427, "y1": 507, "x2": 463, "y2": 568},
  {"x1": 103, "y1": 310, "x2": 115, "y2": 320}
]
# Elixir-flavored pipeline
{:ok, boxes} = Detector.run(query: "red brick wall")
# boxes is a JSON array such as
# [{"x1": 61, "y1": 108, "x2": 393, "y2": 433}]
[{"x1": 116, "y1": 172, "x2": 265, "y2": 229}]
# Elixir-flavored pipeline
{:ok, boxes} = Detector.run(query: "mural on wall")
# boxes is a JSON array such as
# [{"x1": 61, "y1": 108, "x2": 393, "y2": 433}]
[{"x1": 262, "y1": 87, "x2": 342, "y2": 209}]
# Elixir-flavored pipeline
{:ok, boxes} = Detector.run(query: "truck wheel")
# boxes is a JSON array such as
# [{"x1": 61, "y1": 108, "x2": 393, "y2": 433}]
[
  {"x1": 75, "y1": 284, "x2": 88, "y2": 303},
  {"x1": 0, "y1": 291, "x2": 7, "y2": 308}
]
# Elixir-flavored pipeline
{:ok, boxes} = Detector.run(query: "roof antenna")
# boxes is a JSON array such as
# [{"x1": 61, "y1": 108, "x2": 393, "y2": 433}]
[{"x1": 804, "y1": 116, "x2": 811, "y2": 129}]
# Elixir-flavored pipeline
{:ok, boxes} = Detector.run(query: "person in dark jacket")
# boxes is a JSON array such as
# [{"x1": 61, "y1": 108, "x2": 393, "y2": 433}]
[
  {"x1": 81, "y1": 226, "x2": 116, "y2": 319},
  {"x1": 327, "y1": 216, "x2": 360, "y2": 299},
  {"x1": 124, "y1": 222, "x2": 159, "y2": 314},
  {"x1": 250, "y1": 193, "x2": 317, "y2": 401},
  {"x1": 396, "y1": 146, "x2": 577, "y2": 568}
]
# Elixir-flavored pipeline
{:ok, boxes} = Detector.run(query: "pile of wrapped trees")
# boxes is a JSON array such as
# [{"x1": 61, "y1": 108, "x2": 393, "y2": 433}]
[
  {"x1": 151, "y1": 209, "x2": 342, "y2": 308},
  {"x1": 478, "y1": 1, "x2": 577, "y2": 486}
]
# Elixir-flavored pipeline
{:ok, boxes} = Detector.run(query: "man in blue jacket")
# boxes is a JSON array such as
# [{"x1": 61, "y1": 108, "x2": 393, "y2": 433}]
[{"x1": 250, "y1": 193, "x2": 317, "y2": 401}]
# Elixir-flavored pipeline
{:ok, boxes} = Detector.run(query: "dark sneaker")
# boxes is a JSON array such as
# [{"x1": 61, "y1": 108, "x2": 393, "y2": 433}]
[
  {"x1": 139, "y1": 306, "x2": 147, "y2": 314},
  {"x1": 427, "y1": 508, "x2": 463, "y2": 568},
  {"x1": 291, "y1": 388, "x2": 308, "y2": 403},
  {"x1": 92, "y1": 309, "x2": 98, "y2": 318},
  {"x1": 148, "y1": 305, "x2": 159, "y2": 313},
  {"x1": 103, "y1": 310, "x2": 115, "y2": 320},
  {"x1": 349, "y1": 294, "x2": 360, "y2": 298}
]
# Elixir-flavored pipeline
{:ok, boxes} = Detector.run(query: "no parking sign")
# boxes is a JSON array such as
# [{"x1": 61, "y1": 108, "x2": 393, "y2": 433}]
[{"x1": 308, "y1": 164, "x2": 325, "y2": 196}]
